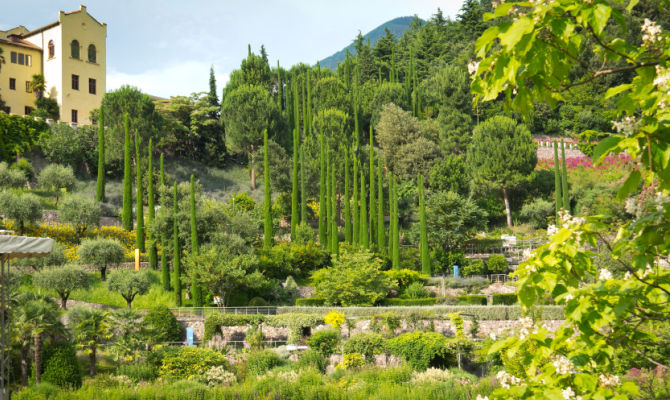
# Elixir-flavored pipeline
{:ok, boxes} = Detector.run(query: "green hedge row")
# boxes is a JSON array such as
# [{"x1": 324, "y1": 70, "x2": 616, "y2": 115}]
[
  {"x1": 382, "y1": 298, "x2": 438, "y2": 306},
  {"x1": 492, "y1": 293, "x2": 518, "y2": 305},
  {"x1": 279, "y1": 305, "x2": 565, "y2": 321},
  {"x1": 457, "y1": 295, "x2": 488, "y2": 305},
  {"x1": 204, "y1": 312, "x2": 324, "y2": 340},
  {"x1": 295, "y1": 297, "x2": 326, "y2": 306}
]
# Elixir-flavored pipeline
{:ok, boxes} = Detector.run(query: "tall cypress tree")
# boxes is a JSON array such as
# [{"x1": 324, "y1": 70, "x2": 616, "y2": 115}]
[
  {"x1": 173, "y1": 182, "x2": 181, "y2": 306},
  {"x1": 553, "y1": 141, "x2": 562, "y2": 216},
  {"x1": 318, "y1": 129, "x2": 327, "y2": 247},
  {"x1": 392, "y1": 175, "x2": 400, "y2": 269},
  {"x1": 96, "y1": 107, "x2": 105, "y2": 202},
  {"x1": 160, "y1": 154, "x2": 170, "y2": 290},
  {"x1": 135, "y1": 134, "x2": 145, "y2": 252},
  {"x1": 291, "y1": 127, "x2": 299, "y2": 240},
  {"x1": 368, "y1": 126, "x2": 376, "y2": 248},
  {"x1": 377, "y1": 157, "x2": 385, "y2": 254},
  {"x1": 276, "y1": 60, "x2": 283, "y2": 111},
  {"x1": 302, "y1": 75, "x2": 307, "y2": 135},
  {"x1": 360, "y1": 170, "x2": 368, "y2": 249},
  {"x1": 344, "y1": 147, "x2": 351, "y2": 244},
  {"x1": 561, "y1": 139, "x2": 570, "y2": 212},
  {"x1": 388, "y1": 174, "x2": 394, "y2": 258},
  {"x1": 331, "y1": 158, "x2": 338, "y2": 256},
  {"x1": 326, "y1": 149, "x2": 332, "y2": 246},
  {"x1": 263, "y1": 129, "x2": 274, "y2": 250},
  {"x1": 418, "y1": 174, "x2": 430, "y2": 275},
  {"x1": 300, "y1": 142, "x2": 306, "y2": 223},
  {"x1": 147, "y1": 139, "x2": 157, "y2": 270},
  {"x1": 306, "y1": 69, "x2": 312, "y2": 136},
  {"x1": 122, "y1": 113, "x2": 133, "y2": 231},
  {"x1": 190, "y1": 175, "x2": 203, "y2": 307},
  {"x1": 352, "y1": 149, "x2": 359, "y2": 247}
]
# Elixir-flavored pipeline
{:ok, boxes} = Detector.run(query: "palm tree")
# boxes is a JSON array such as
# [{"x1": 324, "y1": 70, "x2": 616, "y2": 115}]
[
  {"x1": 68, "y1": 306, "x2": 112, "y2": 376},
  {"x1": 29, "y1": 74, "x2": 46, "y2": 100},
  {"x1": 23, "y1": 297, "x2": 62, "y2": 384}
]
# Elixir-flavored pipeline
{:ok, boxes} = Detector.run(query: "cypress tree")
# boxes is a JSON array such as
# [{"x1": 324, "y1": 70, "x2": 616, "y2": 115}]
[
  {"x1": 300, "y1": 141, "x2": 306, "y2": 223},
  {"x1": 418, "y1": 174, "x2": 430, "y2": 275},
  {"x1": 352, "y1": 148, "x2": 359, "y2": 246},
  {"x1": 368, "y1": 126, "x2": 376, "y2": 248},
  {"x1": 306, "y1": 69, "x2": 312, "y2": 136},
  {"x1": 147, "y1": 139, "x2": 157, "y2": 270},
  {"x1": 331, "y1": 158, "x2": 338, "y2": 256},
  {"x1": 344, "y1": 147, "x2": 351, "y2": 244},
  {"x1": 189, "y1": 174, "x2": 203, "y2": 307},
  {"x1": 388, "y1": 174, "x2": 394, "y2": 257},
  {"x1": 553, "y1": 141, "x2": 562, "y2": 216},
  {"x1": 326, "y1": 149, "x2": 332, "y2": 246},
  {"x1": 377, "y1": 156, "x2": 385, "y2": 254},
  {"x1": 173, "y1": 182, "x2": 181, "y2": 306},
  {"x1": 160, "y1": 154, "x2": 170, "y2": 290},
  {"x1": 561, "y1": 139, "x2": 570, "y2": 212},
  {"x1": 291, "y1": 127, "x2": 299, "y2": 239},
  {"x1": 360, "y1": 170, "x2": 368, "y2": 249},
  {"x1": 96, "y1": 107, "x2": 105, "y2": 202},
  {"x1": 122, "y1": 113, "x2": 133, "y2": 231},
  {"x1": 392, "y1": 175, "x2": 400, "y2": 269},
  {"x1": 302, "y1": 75, "x2": 307, "y2": 135},
  {"x1": 319, "y1": 129, "x2": 327, "y2": 246},
  {"x1": 135, "y1": 134, "x2": 145, "y2": 252},
  {"x1": 263, "y1": 129, "x2": 274, "y2": 250},
  {"x1": 276, "y1": 60, "x2": 283, "y2": 110}
]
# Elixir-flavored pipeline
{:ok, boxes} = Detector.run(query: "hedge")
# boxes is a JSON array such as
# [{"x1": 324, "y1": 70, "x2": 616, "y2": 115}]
[
  {"x1": 382, "y1": 298, "x2": 438, "y2": 306},
  {"x1": 279, "y1": 305, "x2": 565, "y2": 320},
  {"x1": 295, "y1": 297, "x2": 325, "y2": 306},
  {"x1": 492, "y1": 293, "x2": 518, "y2": 305},
  {"x1": 203, "y1": 312, "x2": 324, "y2": 340},
  {"x1": 457, "y1": 295, "x2": 488, "y2": 305}
]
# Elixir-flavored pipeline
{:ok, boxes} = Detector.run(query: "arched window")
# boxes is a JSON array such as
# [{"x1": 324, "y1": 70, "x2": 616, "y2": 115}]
[
  {"x1": 48, "y1": 40, "x2": 55, "y2": 58},
  {"x1": 87, "y1": 44, "x2": 96, "y2": 63},
  {"x1": 70, "y1": 40, "x2": 80, "y2": 59}
]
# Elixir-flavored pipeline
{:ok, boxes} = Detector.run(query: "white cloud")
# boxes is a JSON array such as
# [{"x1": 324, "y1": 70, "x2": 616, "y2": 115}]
[{"x1": 107, "y1": 61, "x2": 229, "y2": 98}]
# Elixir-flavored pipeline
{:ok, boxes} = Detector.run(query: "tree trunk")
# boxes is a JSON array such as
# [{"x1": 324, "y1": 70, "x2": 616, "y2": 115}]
[
  {"x1": 100, "y1": 266, "x2": 107, "y2": 281},
  {"x1": 60, "y1": 294, "x2": 68, "y2": 310},
  {"x1": 89, "y1": 345, "x2": 96, "y2": 376},
  {"x1": 126, "y1": 298, "x2": 132, "y2": 309},
  {"x1": 502, "y1": 187, "x2": 512, "y2": 227},
  {"x1": 250, "y1": 147, "x2": 256, "y2": 190},
  {"x1": 20, "y1": 344, "x2": 29, "y2": 386},
  {"x1": 34, "y1": 334, "x2": 41, "y2": 384}
]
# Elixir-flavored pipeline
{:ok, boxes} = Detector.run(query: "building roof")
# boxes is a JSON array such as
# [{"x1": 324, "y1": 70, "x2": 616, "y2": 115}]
[
  {"x1": 21, "y1": 21, "x2": 60, "y2": 38},
  {"x1": 0, "y1": 35, "x2": 42, "y2": 50}
]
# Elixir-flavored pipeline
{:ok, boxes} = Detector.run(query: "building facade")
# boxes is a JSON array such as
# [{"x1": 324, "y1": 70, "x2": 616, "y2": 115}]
[{"x1": 0, "y1": 5, "x2": 106, "y2": 125}]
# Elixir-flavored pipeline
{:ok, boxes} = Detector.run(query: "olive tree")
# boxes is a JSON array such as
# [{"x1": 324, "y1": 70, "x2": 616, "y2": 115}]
[
  {"x1": 78, "y1": 238, "x2": 124, "y2": 281},
  {"x1": 33, "y1": 265, "x2": 90, "y2": 309},
  {"x1": 0, "y1": 191, "x2": 41, "y2": 234},
  {"x1": 37, "y1": 164, "x2": 76, "y2": 206},
  {"x1": 106, "y1": 270, "x2": 150, "y2": 309},
  {"x1": 0, "y1": 161, "x2": 27, "y2": 188},
  {"x1": 59, "y1": 195, "x2": 102, "y2": 240}
]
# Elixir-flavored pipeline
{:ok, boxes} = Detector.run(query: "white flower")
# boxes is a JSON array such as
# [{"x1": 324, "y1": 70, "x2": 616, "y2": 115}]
[
  {"x1": 599, "y1": 374, "x2": 621, "y2": 387},
  {"x1": 468, "y1": 60, "x2": 480, "y2": 76},
  {"x1": 611, "y1": 116, "x2": 639, "y2": 137},
  {"x1": 564, "y1": 293, "x2": 574, "y2": 302},
  {"x1": 518, "y1": 317, "x2": 537, "y2": 339},
  {"x1": 598, "y1": 268, "x2": 613, "y2": 281},
  {"x1": 489, "y1": 333, "x2": 497, "y2": 340},
  {"x1": 654, "y1": 66, "x2": 670, "y2": 90},
  {"x1": 642, "y1": 18, "x2": 663, "y2": 44},
  {"x1": 547, "y1": 224, "x2": 559, "y2": 236},
  {"x1": 476, "y1": 396, "x2": 489, "y2": 400},
  {"x1": 562, "y1": 386, "x2": 576, "y2": 399},
  {"x1": 624, "y1": 271, "x2": 632, "y2": 280},
  {"x1": 523, "y1": 248, "x2": 532, "y2": 259},
  {"x1": 496, "y1": 370, "x2": 522, "y2": 388},
  {"x1": 552, "y1": 355, "x2": 574, "y2": 375}
]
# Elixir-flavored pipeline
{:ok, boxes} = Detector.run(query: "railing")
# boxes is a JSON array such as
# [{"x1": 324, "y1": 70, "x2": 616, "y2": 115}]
[
  {"x1": 162, "y1": 306, "x2": 278, "y2": 319},
  {"x1": 156, "y1": 339, "x2": 287, "y2": 349},
  {"x1": 426, "y1": 274, "x2": 517, "y2": 285},
  {"x1": 465, "y1": 239, "x2": 544, "y2": 257}
]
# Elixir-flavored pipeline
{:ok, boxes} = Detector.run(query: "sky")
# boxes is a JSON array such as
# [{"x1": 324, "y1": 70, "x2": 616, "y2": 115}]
[{"x1": 2, "y1": 1, "x2": 465, "y2": 98}]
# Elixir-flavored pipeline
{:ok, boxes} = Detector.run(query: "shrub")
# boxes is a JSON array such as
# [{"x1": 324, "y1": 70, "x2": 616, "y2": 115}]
[
  {"x1": 402, "y1": 281, "x2": 434, "y2": 299},
  {"x1": 257, "y1": 242, "x2": 330, "y2": 280},
  {"x1": 203, "y1": 314, "x2": 264, "y2": 340},
  {"x1": 386, "y1": 332, "x2": 453, "y2": 370},
  {"x1": 59, "y1": 195, "x2": 102, "y2": 239},
  {"x1": 457, "y1": 295, "x2": 488, "y2": 305},
  {"x1": 382, "y1": 298, "x2": 438, "y2": 306},
  {"x1": 295, "y1": 297, "x2": 325, "y2": 306},
  {"x1": 37, "y1": 164, "x2": 76, "y2": 206},
  {"x1": 245, "y1": 325, "x2": 265, "y2": 350},
  {"x1": 229, "y1": 192, "x2": 256, "y2": 211},
  {"x1": 116, "y1": 362, "x2": 157, "y2": 382},
  {"x1": 445, "y1": 276, "x2": 489, "y2": 289},
  {"x1": 204, "y1": 365, "x2": 236, "y2": 386},
  {"x1": 106, "y1": 270, "x2": 151, "y2": 309},
  {"x1": 142, "y1": 306, "x2": 183, "y2": 343},
  {"x1": 307, "y1": 329, "x2": 340, "y2": 357},
  {"x1": 0, "y1": 191, "x2": 41, "y2": 235},
  {"x1": 78, "y1": 238, "x2": 124, "y2": 281},
  {"x1": 324, "y1": 310, "x2": 345, "y2": 329},
  {"x1": 246, "y1": 350, "x2": 284, "y2": 375},
  {"x1": 41, "y1": 341, "x2": 82, "y2": 388},
  {"x1": 0, "y1": 161, "x2": 28, "y2": 188},
  {"x1": 11, "y1": 158, "x2": 35, "y2": 181},
  {"x1": 32, "y1": 264, "x2": 89, "y2": 309},
  {"x1": 14, "y1": 242, "x2": 68, "y2": 270},
  {"x1": 158, "y1": 347, "x2": 229, "y2": 381},
  {"x1": 343, "y1": 333, "x2": 386, "y2": 361},
  {"x1": 369, "y1": 313, "x2": 402, "y2": 338},
  {"x1": 340, "y1": 353, "x2": 365, "y2": 370},
  {"x1": 461, "y1": 259, "x2": 485, "y2": 277},
  {"x1": 492, "y1": 293, "x2": 518, "y2": 305},
  {"x1": 296, "y1": 349, "x2": 327, "y2": 373},
  {"x1": 520, "y1": 198, "x2": 554, "y2": 228},
  {"x1": 383, "y1": 269, "x2": 425, "y2": 291},
  {"x1": 293, "y1": 222, "x2": 315, "y2": 245},
  {"x1": 486, "y1": 255, "x2": 508, "y2": 274}
]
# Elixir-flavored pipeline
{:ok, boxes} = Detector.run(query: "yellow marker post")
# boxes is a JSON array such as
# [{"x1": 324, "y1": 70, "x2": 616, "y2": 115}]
[{"x1": 135, "y1": 249, "x2": 140, "y2": 271}]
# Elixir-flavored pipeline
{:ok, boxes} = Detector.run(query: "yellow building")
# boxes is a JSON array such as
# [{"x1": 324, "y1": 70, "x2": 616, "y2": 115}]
[{"x1": 0, "y1": 5, "x2": 106, "y2": 125}]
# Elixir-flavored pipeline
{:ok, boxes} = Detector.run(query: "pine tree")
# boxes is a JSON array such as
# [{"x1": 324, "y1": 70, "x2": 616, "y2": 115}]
[
  {"x1": 160, "y1": 153, "x2": 170, "y2": 290},
  {"x1": 291, "y1": 127, "x2": 299, "y2": 240},
  {"x1": 173, "y1": 182, "x2": 181, "y2": 306},
  {"x1": 369, "y1": 126, "x2": 376, "y2": 248},
  {"x1": 331, "y1": 158, "x2": 338, "y2": 256},
  {"x1": 135, "y1": 134, "x2": 145, "y2": 252},
  {"x1": 418, "y1": 174, "x2": 430, "y2": 275},
  {"x1": 360, "y1": 170, "x2": 368, "y2": 249},
  {"x1": 344, "y1": 146, "x2": 351, "y2": 244},
  {"x1": 561, "y1": 139, "x2": 570, "y2": 212},
  {"x1": 319, "y1": 129, "x2": 327, "y2": 247},
  {"x1": 96, "y1": 107, "x2": 105, "y2": 202},
  {"x1": 553, "y1": 141, "x2": 562, "y2": 216},
  {"x1": 122, "y1": 113, "x2": 133, "y2": 231},
  {"x1": 147, "y1": 139, "x2": 157, "y2": 270},
  {"x1": 377, "y1": 156, "x2": 385, "y2": 254},
  {"x1": 263, "y1": 129, "x2": 274, "y2": 250},
  {"x1": 326, "y1": 149, "x2": 332, "y2": 246},
  {"x1": 189, "y1": 174, "x2": 203, "y2": 307},
  {"x1": 392, "y1": 175, "x2": 400, "y2": 269}
]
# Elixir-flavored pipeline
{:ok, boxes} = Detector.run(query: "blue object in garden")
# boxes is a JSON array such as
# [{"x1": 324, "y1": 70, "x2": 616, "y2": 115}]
[
  {"x1": 186, "y1": 327, "x2": 193, "y2": 346},
  {"x1": 453, "y1": 265, "x2": 459, "y2": 278}
]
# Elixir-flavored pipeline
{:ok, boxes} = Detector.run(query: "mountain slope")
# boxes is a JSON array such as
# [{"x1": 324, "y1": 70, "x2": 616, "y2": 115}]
[{"x1": 319, "y1": 16, "x2": 420, "y2": 71}]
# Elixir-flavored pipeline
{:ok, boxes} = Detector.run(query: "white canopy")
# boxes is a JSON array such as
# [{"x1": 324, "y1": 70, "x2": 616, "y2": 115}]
[{"x1": 0, "y1": 236, "x2": 55, "y2": 260}]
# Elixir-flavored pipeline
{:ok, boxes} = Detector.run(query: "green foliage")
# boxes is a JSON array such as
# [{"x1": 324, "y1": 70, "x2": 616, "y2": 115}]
[
  {"x1": 142, "y1": 306, "x2": 183, "y2": 343},
  {"x1": 486, "y1": 254, "x2": 508, "y2": 274},
  {"x1": 59, "y1": 195, "x2": 102, "y2": 239},
  {"x1": 42, "y1": 342, "x2": 82, "y2": 388},
  {"x1": 245, "y1": 325, "x2": 265, "y2": 350},
  {"x1": 11, "y1": 158, "x2": 34, "y2": 181},
  {"x1": 293, "y1": 222, "x2": 315, "y2": 245},
  {"x1": 116, "y1": 362, "x2": 157, "y2": 382},
  {"x1": 32, "y1": 97, "x2": 60, "y2": 121},
  {"x1": 78, "y1": 238, "x2": 124, "y2": 281},
  {"x1": 0, "y1": 113, "x2": 48, "y2": 163},
  {"x1": 340, "y1": 352, "x2": 365, "y2": 370},
  {"x1": 263, "y1": 129, "x2": 273, "y2": 249},
  {"x1": 37, "y1": 164, "x2": 76, "y2": 206},
  {"x1": 106, "y1": 270, "x2": 151, "y2": 308},
  {"x1": 0, "y1": 191, "x2": 41, "y2": 234},
  {"x1": 386, "y1": 331, "x2": 453, "y2": 370},
  {"x1": 0, "y1": 161, "x2": 28, "y2": 188},
  {"x1": 491, "y1": 293, "x2": 517, "y2": 305},
  {"x1": 344, "y1": 333, "x2": 386, "y2": 361},
  {"x1": 423, "y1": 191, "x2": 486, "y2": 253},
  {"x1": 294, "y1": 297, "x2": 326, "y2": 306},
  {"x1": 428, "y1": 154, "x2": 469, "y2": 196},
  {"x1": 402, "y1": 281, "x2": 433, "y2": 299},
  {"x1": 382, "y1": 269, "x2": 424, "y2": 291},
  {"x1": 135, "y1": 134, "x2": 145, "y2": 252},
  {"x1": 158, "y1": 346, "x2": 228, "y2": 381},
  {"x1": 307, "y1": 328, "x2": 340, "y2": 357},
  {"x1": 312, "y1": 250, "x2": 397, "y2": 306},
  {"x1": 461, "y1": 259, "x2": 485, "y2": 277},
  {"x1": 122, "y1": 113, "x2": 133, "y2": 230},
  {"x1": 14, "y1": 242, "x2": 67, "y2": 270},
  {"x1": 370, "y1": 82, "x2": 409, "y2": 125},
  {"x1": 382, "y1": 298, "x2": 438, "y2": 306},
  {"x1": 296, "y1": 349, "x2": 327, "y2": 373},
  {"x1": 245, "y1": 350, "x2": 284, "y2": 375},
  {"x1": 520, "y1": 198, "x2": 554, "y2": 229},
  {"x1": 457, "y1": 295, "x2": 488, "y2": 306},
  {"x1": 96, "y1": 109, "x2": 105, "y2": 202},
  {"x1": 257, "y1": 242, "x2": 330, "y2": 280},
  {"x1": 38, "y1": 124, "x2": 96, "y2": 172},
  {"x1": 33, "y1": 265, "x2": 89, "y2": 309}
]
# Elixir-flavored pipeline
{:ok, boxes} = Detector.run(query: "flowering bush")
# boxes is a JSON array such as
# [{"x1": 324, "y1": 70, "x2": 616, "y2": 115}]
[
  {"x1": 324, "y1": 310, "x2": 345, "y2": 329},
  {"x1": 410, "y1": 368, "x2": 453, "y2": 384}
]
